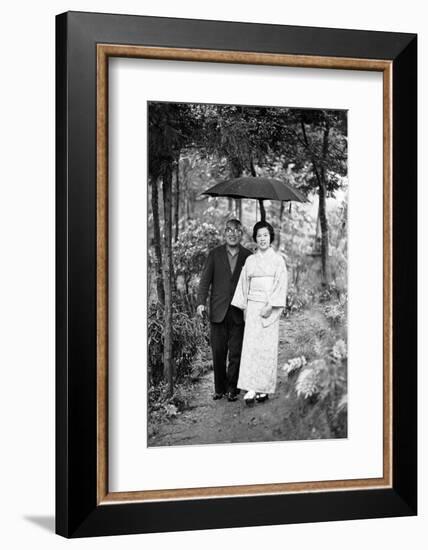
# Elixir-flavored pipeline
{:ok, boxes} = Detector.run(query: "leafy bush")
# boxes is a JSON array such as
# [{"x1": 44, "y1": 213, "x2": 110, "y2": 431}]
[
  {"x1": 148, "y1": 220, "x2": 219, "y2": 391},
  {"x1": 173, "y1": 220, "x2": 221, "y2": 295},
  {"x1": 283, "y1": 355, "x2": 307, "y2": 376},
  {"x1": 323, "y1": 302, "x2": 345, "y2": 326},
  {"x1": 285, "y1": 284, "x2": 314, "y2": 315},
  {"x1": 148, "y1": 379, "x2": 196, "y2": 433},
  {"x1": 291, "y1": 338, "x2": 347, "y2": 437},
  {"x1": 288, "y1": 307, "x2": 331, "y2": 360},
  {"x1": 148, "y1": 294, "x2": 210, "y2": 384}
]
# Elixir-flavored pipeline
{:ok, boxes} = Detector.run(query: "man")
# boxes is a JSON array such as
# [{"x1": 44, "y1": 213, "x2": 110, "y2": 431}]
[{"x1": 196, "y1": 219, "x2": 252, "y2": 401}]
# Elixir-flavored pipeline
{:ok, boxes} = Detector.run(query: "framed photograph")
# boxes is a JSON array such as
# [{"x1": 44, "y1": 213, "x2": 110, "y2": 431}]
[{"x1": 56, "y1": 11, "x2": 417, "y2": 537}]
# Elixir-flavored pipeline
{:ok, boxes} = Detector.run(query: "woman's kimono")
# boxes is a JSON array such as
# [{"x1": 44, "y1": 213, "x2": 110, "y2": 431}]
[{"x1": 231, "y1": 247, "x2": 287, "y2": 394}]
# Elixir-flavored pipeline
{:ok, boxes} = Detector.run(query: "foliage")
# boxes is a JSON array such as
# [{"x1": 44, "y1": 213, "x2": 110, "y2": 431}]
[
  {"x1": 283, "y1": 355, "x2": 307, "y2": 376},
  {"x1": 274, "y1": 195, "x2": 348, "y2": 315},
  {"x1": 148, "y1": 294, "x2": 210, "y2": 384},
  {"x1": 176, "y1": 151, "x2": 231, "y2": 221},
  {"x1": 289, "y1": 332, "x2": 347, "y2": 437},
  {"x1": 285, "y1": 284, "x2": 314, "y2": 315},
  {"x1": 194, "y1": 105, "x2": 347, "y2": 190},
  {"x1": 295, "y1": 363, "x2": 323, "y2": 398},
  {"x1": 148, "y1": 102, "x2": 201, "y2": 177},
  {"x1": 281, "y1": 292, "x2": 348, "y2": 438},
  {"x1": 173, "y1": 220, "x2": 221, "y2": 294},
  {"x1": 148, "y1": 379, "x2": 197, "y2": 435},
  {"x1": 323, "y1": 298, "x2": 347, "y2": 326}
]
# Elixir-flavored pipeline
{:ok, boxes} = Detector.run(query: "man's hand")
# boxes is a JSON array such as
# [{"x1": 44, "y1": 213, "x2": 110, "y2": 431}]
[{"x1": 196, "y1": 305, "x2": 206, "y2": 318}]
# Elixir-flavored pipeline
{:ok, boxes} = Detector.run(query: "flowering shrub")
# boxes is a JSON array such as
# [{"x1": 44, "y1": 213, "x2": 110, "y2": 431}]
[
  {"x1": 283, "y1": 355, "x2": 307, "y2": 376},
  {"x1": 292, "y1": 339, "x2": 347, "y2": 436},
  {"x1": 295, "y1": 365, "x2": 321, "y2": 398},
  {"x1": 331, "y1": 338, "x2": 347, "y2": 361}
]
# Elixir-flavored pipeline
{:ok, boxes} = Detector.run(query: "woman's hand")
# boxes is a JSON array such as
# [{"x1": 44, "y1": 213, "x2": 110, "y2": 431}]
[{"x1": 260, "y1": 303, "x2": 272, "y2": 318}]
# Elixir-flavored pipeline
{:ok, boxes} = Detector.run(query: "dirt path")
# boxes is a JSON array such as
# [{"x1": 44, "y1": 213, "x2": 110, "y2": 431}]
[{"x1": 148, "y1": 313, "x2": 332, "y2": 447}]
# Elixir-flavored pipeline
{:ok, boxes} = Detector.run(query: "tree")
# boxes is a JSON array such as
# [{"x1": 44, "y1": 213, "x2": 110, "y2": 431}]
[
  {"x1": 162, "y1": 163, "x2": 174, "y2": 393},
  {"x1": 261, "y1": 107, "x2": 347, "y2": 283},
  {"x1": 173, "y1": 166, "x2": 180, "y2": 241},
  {"x1": 296, "y1": 110, "x2": 347, "y2": 284},
  {"x1": 148, "y1": 174, "x2": 164, "y2": 305},
  {"x1": 196, "y1": 104, "x2": 274, "y2": 221},
  {"x1": 148, "y1": 102, "x2": 201, "y2": 394}
]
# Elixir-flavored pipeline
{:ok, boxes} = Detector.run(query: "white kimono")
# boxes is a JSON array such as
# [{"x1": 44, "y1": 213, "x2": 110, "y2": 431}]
[{"x1": 231, "y1": 247, "x2": 287, "y2": 394}]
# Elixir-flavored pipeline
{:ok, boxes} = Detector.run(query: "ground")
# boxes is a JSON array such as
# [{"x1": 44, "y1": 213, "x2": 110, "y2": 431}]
[{"x1": 148, "y1": 311, "x2": 342, "y2": 447}]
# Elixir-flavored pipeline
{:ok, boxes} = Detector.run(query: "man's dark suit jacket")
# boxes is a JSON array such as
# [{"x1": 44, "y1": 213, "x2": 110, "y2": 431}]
[{"x1": 197, "y1": 244, "x2": 252, "y2": 323}]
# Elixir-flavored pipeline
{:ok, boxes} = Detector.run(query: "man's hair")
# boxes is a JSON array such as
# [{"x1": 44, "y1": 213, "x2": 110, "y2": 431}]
[
  {"x1": 225, "y1": 218, "x2": 242, "y2": 230},
  {"x1": 252, "y1": 220, "x2": 275, "y2": 243}
]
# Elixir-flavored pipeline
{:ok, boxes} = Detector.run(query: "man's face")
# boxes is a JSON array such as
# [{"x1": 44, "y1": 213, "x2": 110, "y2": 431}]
[{"x1": 224, "y1": 224, "x2": 243, "y2": 247}]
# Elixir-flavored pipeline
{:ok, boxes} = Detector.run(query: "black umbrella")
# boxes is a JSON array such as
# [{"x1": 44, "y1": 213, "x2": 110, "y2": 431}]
[{"x1": 202, "y1": 176, "x2": 308, "y2": 221}]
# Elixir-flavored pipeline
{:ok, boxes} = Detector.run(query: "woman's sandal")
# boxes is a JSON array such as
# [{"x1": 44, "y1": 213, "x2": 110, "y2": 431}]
[
  {"x1": 255, "y1": 393, "x2": 269, "y2": 403},
  {"x1": 244, "y1": 390, "x2": 256, "y2": 406}
]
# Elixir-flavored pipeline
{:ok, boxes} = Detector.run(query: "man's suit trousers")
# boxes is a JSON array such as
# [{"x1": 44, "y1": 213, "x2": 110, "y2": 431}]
[{"x1": 210, "y1": 306, "x2": 244, "y2": 394}]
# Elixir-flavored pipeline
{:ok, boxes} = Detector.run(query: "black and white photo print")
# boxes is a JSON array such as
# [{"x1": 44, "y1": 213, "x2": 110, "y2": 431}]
[{"x1": 147, "y1": 101, "x2": 348, "y2": 447}]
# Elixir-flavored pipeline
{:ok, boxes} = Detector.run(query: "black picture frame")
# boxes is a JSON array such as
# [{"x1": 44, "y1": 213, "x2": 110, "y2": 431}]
[{"x1": 56, "y1": 10, "x2": 417, "y2": 538}]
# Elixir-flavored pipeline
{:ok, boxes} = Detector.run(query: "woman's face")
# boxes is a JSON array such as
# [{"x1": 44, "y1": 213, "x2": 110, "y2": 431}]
[{"x1": 256, "y1": 227, "x2": 271, "y2": 250}]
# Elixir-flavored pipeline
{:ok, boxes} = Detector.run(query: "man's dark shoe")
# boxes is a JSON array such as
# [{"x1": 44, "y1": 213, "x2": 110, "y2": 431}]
[
  {"x1": 227, "y1": 391, "x2": 238, "y2": 402},
  {"x1": 213, "y1": 392, "x2": 224, "y2": 400}
]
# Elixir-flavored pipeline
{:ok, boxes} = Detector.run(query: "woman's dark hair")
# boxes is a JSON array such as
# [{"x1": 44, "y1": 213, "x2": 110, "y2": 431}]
[{"x1": 252, "y1": 220, "x2": 275, "y2": 244}]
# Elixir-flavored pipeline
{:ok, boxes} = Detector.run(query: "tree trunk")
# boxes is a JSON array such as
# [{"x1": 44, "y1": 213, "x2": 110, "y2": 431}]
[
  {"x1": 258, "y1": 199, "x2": 266, "y2": 222},
  {"x1": 150, "y1": 175, "x2": 165, "y2": 306},
  {"x1": 174, "y1": 165, "x2": 180, "y2": 242},
  {"x1": 162, "y1": 164, "x2": 174, "y2": 395},
  {"x1": 278, "y1": 201, "x2": 285, "y2": 248},
  {"x1": 185, "y1": 177, "x2": 191, "y2": 223},
  {"x1": 301, "y1": 116, "x2": 330, "y2": 285},
  {"x1": 315, "y1": 202, "x2": 320, "y2": 245},
  {"x1": 318, "y1": 180, "x2": 329, "y2": 285},
  {"x1": 228, "y1": 197, "x2": 234, "y2": 215},
  {"x1": 319, "y1": 119, "x2": 331, "y2": 285},
  {"x1": 236, "y1": 199, "x2": 242, "y2": 221}
]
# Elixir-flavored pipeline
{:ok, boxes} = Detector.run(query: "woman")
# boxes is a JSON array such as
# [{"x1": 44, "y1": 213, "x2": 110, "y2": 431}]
[{"x1": 231, "y1": 221, "x2": 287, "y2": 405}]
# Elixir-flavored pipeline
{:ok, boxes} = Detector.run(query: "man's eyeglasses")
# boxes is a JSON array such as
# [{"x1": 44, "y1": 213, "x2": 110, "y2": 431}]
[{"x1": 225, "y1": 228, "x2": 243, "y2": 236}]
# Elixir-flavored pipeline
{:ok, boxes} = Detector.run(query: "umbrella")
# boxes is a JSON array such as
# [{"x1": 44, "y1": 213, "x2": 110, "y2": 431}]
[
  {"x1": 202, "y1": 176, "x2": 308, "y2": 203},
  {"x1": 202, "y1": 176, "x2": 308, "y2": 221}
]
